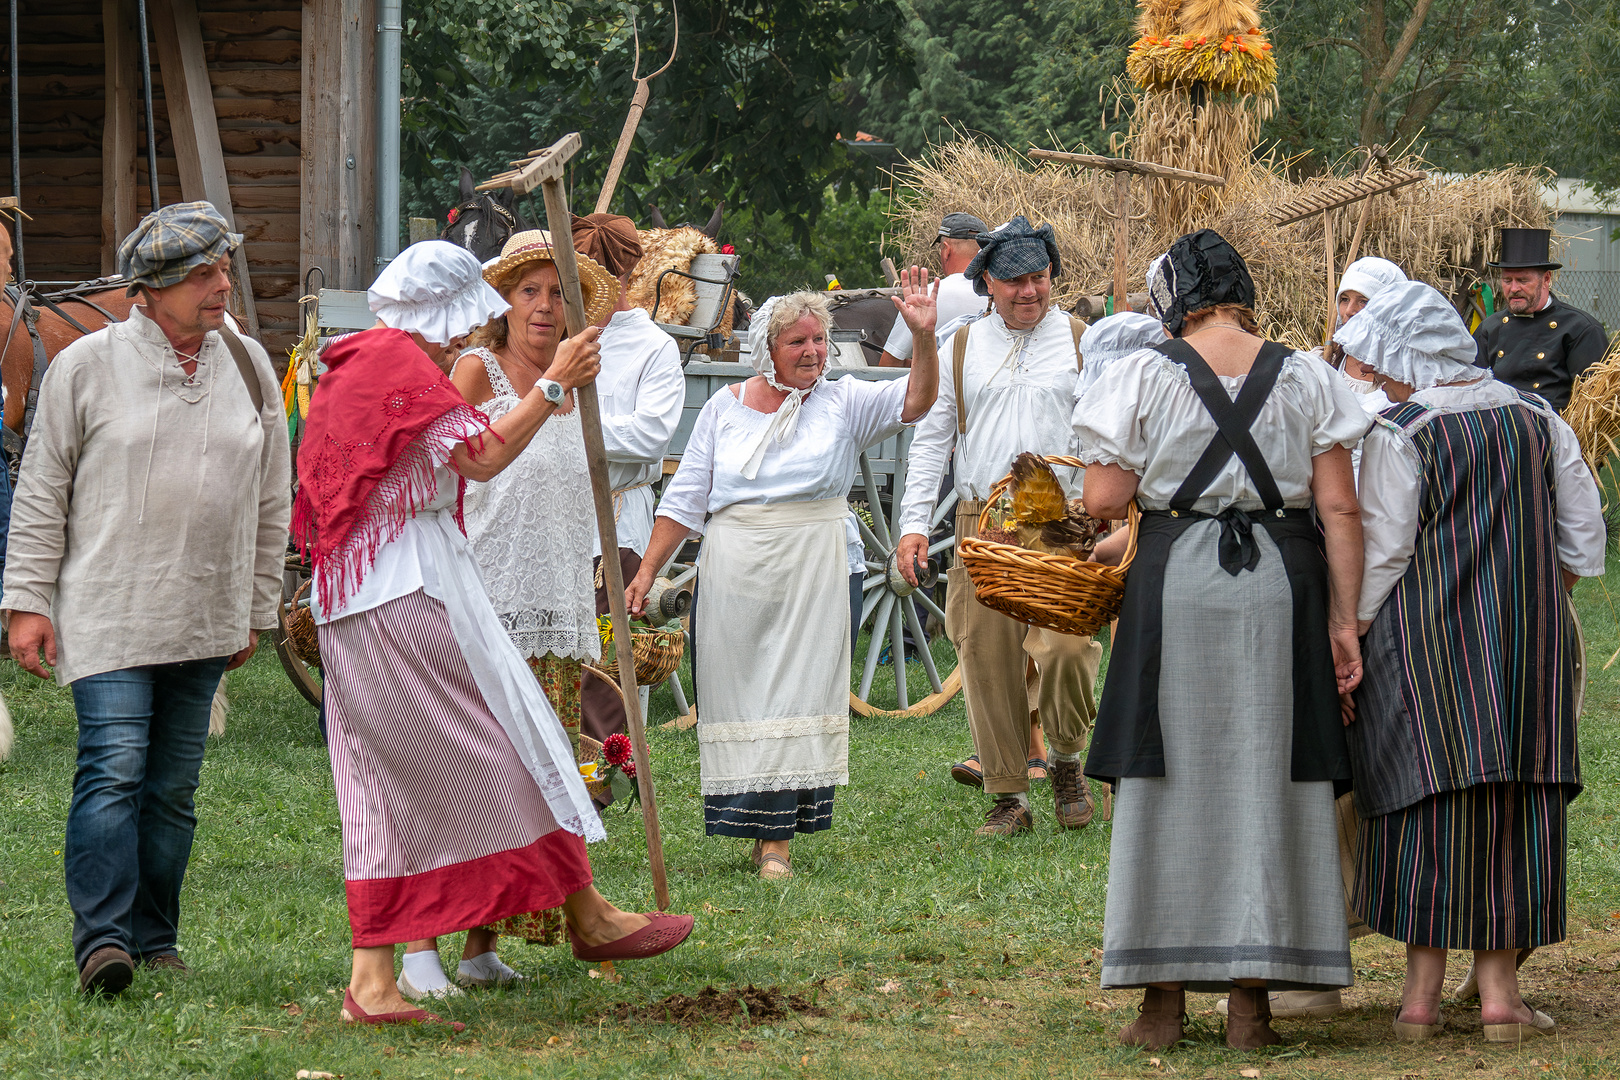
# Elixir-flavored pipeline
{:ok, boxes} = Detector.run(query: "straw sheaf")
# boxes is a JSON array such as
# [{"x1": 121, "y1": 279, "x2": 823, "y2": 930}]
[
  {"x1": 626, "y1": 226, "x2": 719, "y2": 325},
  {"x1": 1127, "y1": 34, "x2": 1276, "y2": 96},
  {"x1": 1176, "y1": 0, "x2": 1262, "y2": 38},
  {"x1": 1562, "y1": 336, "x2": 1620, "y2": 489},
  {"x1": 889, "y1": 137, "x2": 1552, "y2": 349}
]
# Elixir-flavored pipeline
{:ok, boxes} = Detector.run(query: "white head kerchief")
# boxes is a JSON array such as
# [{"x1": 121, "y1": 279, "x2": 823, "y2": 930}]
[
  {"x1": 369, "y1": 241, "x2": 511, "y2": 345},
  {"x1": 740, "y1": 295, "x2": 825, "y2": 479},
  {"x1": 1076, "y1": 312, "x2": 1167, "y2": 399},
  {"x1": 1337, "y1": 256, "x2": 1406, "y2": 305},
  {"x1": 1333, "y1": 280, "x2": 1484, "y2": 391}
]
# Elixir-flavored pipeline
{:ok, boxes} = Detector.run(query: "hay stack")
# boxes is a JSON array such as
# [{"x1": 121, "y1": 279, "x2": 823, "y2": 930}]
[
  {"x1": 1563, "y1": 336, "x2": 1620, "y2": 488},
  {"x1": 890, "y1": 138, "x2": 1551, "y2": 348}
]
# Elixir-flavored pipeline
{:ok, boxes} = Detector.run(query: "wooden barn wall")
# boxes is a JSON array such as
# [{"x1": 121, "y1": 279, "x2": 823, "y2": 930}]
[{"x1": 1, "y1": 0, "x2": 302, "y2": 352}]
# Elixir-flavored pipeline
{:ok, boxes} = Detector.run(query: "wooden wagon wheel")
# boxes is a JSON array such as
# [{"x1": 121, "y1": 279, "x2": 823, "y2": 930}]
[
  {"x1": 849, "y1": 445, "x2": 962, "y2": 717},
  {"x1": 275, "y1": 559, "x2": 323, "y2": 708}
]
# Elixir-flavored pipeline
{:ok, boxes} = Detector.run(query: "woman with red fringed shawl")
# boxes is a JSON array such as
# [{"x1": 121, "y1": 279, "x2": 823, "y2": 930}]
[{"x1": 294, "y1": 242, "x2": 693, "y2": 1030}]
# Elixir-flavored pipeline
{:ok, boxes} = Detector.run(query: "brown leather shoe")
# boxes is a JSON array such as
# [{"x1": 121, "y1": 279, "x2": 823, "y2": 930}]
[
  {"x1": 143, "y1": 953, "x2": 189, "y2": 973},
  {"x1": 1225, "y1": 986, "x2": 1282, "y2": 1049},
  {"x1": 1051, "y1": 760, "x2": 1094, "y2": 829},
  {"x1": 79, "y1": 946, "x2": 135, "y2": 997},
  {"x1": 1118, "y1": 985, "x2": 1185, "y2": 1049},
  {"x1": 975, "y1": 796, "x2": 1034, "y2": 836}
]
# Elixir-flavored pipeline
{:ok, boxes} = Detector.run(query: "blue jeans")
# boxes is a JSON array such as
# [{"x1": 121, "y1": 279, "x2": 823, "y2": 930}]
[
  {"x1": 66, "y1": 657, "x2": 229, "y2": 968},
  {"x1": 0, "y1": 459, "x2": 13, "y2": 564}
]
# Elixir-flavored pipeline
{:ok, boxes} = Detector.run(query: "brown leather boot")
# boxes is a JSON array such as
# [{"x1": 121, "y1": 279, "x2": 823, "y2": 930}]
[
  {"x1": 1118, "y1": 985, "x2": 1185, "y2": 1049},
  {"x1": 1225, "y1": 986, "x2": 1282, "y2": 1049},
  {"x1": 1051, "y1": 759, "x2": 1094, "y2": 829}
]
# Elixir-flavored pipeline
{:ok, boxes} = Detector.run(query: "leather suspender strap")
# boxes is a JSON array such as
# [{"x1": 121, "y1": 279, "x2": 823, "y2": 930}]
[
  {"x1": 1157, "y1": 337, "x2": 1289, "y2": 513},
  {"x1": 953, "y1": 315, "x2": 1087, "y2": 436},
  {"x1": 219, "y1": 324, "x2": 266, "y2": 414}
]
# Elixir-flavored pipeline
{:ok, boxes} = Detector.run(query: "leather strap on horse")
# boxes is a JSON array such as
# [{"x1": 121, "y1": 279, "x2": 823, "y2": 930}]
[{"x1": 953, "y1": 314, "x2": 1086, "y2": 435}]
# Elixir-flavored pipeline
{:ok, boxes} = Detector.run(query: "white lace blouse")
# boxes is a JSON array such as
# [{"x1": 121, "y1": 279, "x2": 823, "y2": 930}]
[
  {"x1": 657, "y1": 375, "x2": 913, "y2": 535},
  {"x1": 1073, "y1": 346, "x2": 1371, "y2": 513},
  {"x1": 456, "y1": 347, "x2": 600, "y2": 661}
]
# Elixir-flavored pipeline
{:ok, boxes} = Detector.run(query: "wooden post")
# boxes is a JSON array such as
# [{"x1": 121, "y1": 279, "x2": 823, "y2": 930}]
[
  {"x1": 515, "y1": 134, "x2": 671, "y2": 911},
  {"x1": 1028, "y1": 148, "x2": 1224, "y2": 317},
  {"x1": 1322, "y1": 208, "x2": 1335, "y2": 353},
  {"x1": 1113, "y1": 170, "x2": 1130, "y2": 313},
  {"x1": 301, "y1": 0, "x2": 376, "y2": 292},
  {"x1": 150, "y1": 0, "x2": 259, "y2": 336},
  {"x1": 101, "y1": 0, "x2": 139, "y2": 274}
]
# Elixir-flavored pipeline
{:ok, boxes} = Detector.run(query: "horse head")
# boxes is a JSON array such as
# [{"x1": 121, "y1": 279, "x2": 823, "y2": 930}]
[
  {"x1": 441, "y1": 166, "x2": 526, "y2": 263},
  {"x1": 644, "y1": 202, "x2": 723, "y2": 239}
]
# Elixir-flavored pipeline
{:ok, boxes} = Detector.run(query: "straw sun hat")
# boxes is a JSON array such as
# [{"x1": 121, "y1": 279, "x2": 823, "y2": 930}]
[{"x1": 482, "y1": 229, "x2": 618, "y2": 325}]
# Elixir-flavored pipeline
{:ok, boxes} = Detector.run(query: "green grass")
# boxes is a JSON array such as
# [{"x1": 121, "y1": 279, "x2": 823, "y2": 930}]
[{"x1": 0, "y1": 581, "x2": 1617, "y2": 1080}]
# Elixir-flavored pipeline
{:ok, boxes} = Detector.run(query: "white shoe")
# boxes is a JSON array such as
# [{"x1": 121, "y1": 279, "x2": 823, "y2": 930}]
[
  {"x1": 457, "y1": 951, "x2": 525, "y2": 988},
  {"x1": 1215, "y1": 989, "x2": 1344, "y2": 1019},
  {"x1": 1453, "y1": 946, "x2": 1534, "y2": 1001},
  {"x1": 397, "y1": 970, "x2": 465, "y2": 1001}
]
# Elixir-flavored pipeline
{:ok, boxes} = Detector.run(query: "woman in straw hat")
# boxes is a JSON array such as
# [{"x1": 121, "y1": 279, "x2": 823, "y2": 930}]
[
  {"x1": 626, "y1": 272, "x2": 940, "y2": 880},
  {"x1": 1339, "y1": 281, "x2": 1603, "y2": 1044},
  {"x1": 1077, "y1": 229, "x2": 1369, "y2": 1050},
  {"x1": 387, "y1": 230, "x2": 625, "y2": 999},
  {"x1": 295, "y1": 241, "x2": 692, "y2": 1030}
]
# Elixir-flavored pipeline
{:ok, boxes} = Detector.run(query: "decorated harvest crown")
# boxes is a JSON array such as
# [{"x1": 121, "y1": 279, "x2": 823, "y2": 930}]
[{"x1": 1127, "y1": 0, "x2": 1276, "y2": 97}]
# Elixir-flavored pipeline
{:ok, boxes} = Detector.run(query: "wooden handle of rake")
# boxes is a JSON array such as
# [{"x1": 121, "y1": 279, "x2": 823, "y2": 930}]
[{"x1": 537, "y1": 144, "x2": 671, "y2": 912}]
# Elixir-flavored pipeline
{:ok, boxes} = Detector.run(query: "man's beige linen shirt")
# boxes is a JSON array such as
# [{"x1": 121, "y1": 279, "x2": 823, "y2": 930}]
[{"x1": 2, "y1": 307, "x2": 290, "y2": 684}]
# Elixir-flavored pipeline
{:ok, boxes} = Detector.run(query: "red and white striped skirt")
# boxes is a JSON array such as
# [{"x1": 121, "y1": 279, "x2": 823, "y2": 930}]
[{"x1": 320, "y1": 589, "x2": 592, "y2": 947}]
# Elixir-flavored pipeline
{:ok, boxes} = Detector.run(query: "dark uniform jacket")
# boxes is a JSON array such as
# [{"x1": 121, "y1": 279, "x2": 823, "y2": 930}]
[{"x1": 1473, "y1": 293, "x2": 1608, "y2": 410}]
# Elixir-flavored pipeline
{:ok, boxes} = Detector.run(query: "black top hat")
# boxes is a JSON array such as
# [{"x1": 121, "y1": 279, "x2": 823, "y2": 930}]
[{"x1": 1489, "y1": 228, "x2": 1561, "y2": 270}]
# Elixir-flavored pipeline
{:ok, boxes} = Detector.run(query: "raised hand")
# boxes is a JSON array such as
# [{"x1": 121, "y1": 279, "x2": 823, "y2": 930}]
[{"x1": 891, "y1": 264, "x2": 939, "y2": 338}]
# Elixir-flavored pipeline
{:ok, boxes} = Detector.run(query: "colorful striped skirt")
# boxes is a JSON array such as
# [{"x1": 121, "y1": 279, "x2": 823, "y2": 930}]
[
  {"x1": 321, "y1": 589, "x2": 593, "y2": 947},
  {"x1": 1353, "y1": 781, "x2": 1567, "y2": 950}
]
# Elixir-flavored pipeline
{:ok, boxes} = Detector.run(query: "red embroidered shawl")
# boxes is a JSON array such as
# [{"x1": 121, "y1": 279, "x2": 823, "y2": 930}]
[{"x1": 291, "y1": 327, "x2": 492, "y2": 610}]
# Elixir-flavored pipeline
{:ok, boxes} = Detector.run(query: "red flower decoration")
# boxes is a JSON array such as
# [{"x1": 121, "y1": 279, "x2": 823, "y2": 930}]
[
  {"x1": 720, "y1": 243, "x2": 736, "y2": 255},
  {"x1": 603, "y1": 733, "x2": 633, "y2": 766},
  {"x1": 623, "y1": 760, "x2": 636, "y2": 779},
  {"x1": 446, "y1": 207, "x2": 460, "y2": 225}
]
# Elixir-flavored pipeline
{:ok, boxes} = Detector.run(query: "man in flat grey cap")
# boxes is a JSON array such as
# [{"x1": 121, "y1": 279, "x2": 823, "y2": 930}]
[
  {"x1": 879, "y1": 211, "x2": 991, "y2": 366},
  {"x1": 2, "y1": 201, "x2": 289, "y2": 996}
]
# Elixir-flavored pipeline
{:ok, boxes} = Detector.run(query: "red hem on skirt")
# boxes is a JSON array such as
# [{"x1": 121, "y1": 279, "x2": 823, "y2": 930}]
[{"x1": 347, "y1": 829, "x2": 593, "y2": 947}]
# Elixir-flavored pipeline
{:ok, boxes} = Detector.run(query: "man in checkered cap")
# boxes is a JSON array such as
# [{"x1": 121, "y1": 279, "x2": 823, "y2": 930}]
[
  {"x1": 894, "y1": 215, "x2": 1102, "y2": 837},
  {"x1": 2, "y1": 201, "x2": 289, "y2": 996}
]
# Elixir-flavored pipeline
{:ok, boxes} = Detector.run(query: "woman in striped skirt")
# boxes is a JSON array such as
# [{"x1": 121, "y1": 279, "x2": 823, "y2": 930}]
[
  {"x1": 296, "y1": 243, "x2": 692, "y2": 1030},
  {"x1": 1342, "y1": 281, "x2": 1605, "y2": 1044}
]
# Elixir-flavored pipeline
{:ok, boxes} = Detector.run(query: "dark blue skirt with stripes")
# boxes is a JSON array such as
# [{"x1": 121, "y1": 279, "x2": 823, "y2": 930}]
[{"x1": 703, "y1": 787, "x2": 835, "y2": 839}]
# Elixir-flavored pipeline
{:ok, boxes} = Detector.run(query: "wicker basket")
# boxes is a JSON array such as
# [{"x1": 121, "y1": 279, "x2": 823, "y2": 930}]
[
  {"x1": 957, "y1": 454, "x2": 1138, "y2": 637},
  {"x1": 599, "y1": 627, "x2": 685, "y2": 686},
  {"x1": 283, "y1": 580, "x2": 322, "y2": 669},
  {"x1": 578, "y1": 734, "x2": 608, "y2": 800}
]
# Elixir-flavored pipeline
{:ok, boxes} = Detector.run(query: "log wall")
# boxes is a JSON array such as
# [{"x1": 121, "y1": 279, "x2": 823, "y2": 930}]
[{"x1": 1, "y1": 0, "x2": 306, "y2": 353}]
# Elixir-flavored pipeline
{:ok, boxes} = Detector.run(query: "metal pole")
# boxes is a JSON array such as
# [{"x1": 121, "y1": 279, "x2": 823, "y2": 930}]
[
  {"x1": 375, "y1": 0, "x2": 402, "y2": 267},
  {"x1": 136, "y1": 0, "x2": 159, "y2": 212},
  {"x1": 10, "y1": 0, "x2": 24, "y2": 281}
]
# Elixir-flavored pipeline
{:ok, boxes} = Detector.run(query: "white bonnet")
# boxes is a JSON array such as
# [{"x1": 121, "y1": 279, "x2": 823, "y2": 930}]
[
  {"x1": 747, "y1": 295, "x2": 781, "y2": 377},
  {"x1": 369, "y1": 240, "x2": 511, "y2": 345},
  {"x1": 1076, "y1": 312, "x2": 1167, "y2": 399},
  {"x1": 1333, "y1": 280, "x2": 1484, "y2": 391},
  {"x1": 1337, "y1": 256, "x2": 1406, "y2": 305}
]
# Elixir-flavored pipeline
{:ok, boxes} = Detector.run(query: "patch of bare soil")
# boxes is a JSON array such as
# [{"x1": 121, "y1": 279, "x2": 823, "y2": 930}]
[{"x1": 606, "y1": 984, "x2": 829, "y2": 1027}]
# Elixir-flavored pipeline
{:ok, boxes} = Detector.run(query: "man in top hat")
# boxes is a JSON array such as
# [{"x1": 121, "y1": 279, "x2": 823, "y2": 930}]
[
  {"x1": 894, "y1": 216, "x2": 1101, "y2": 837},
  {"x1": 879, "y1": 211, "x2": 991, "y2": 366},
  {"x1": 2, "y1": 201, "x2": 289, "y2": 996},
  {"x1": 1474, "y1": 227, "x2": 1607, "y2": 410}
]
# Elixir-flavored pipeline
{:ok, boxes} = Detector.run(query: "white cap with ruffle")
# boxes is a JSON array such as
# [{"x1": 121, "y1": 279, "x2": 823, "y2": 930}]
[
  {"x1": 368, "y1": 240, "x2": 511, "y2": 345},
  {"x1": 1333, "y1": 280, "x2": 1484, "y2": 391}
]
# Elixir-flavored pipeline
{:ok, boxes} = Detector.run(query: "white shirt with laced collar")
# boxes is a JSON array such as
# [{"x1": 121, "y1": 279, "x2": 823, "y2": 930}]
[{"x1": 896, "y1": 305, "x2": 1081, "y2": 537}]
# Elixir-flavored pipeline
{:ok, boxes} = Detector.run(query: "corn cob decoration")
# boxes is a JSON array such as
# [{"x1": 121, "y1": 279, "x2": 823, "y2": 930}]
[{"x1": 280, "y1": 300, "x2": 321, "y2": 437}]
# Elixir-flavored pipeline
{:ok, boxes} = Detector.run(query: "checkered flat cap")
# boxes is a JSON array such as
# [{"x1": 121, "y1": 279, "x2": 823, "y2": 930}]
[
  {"x1": 964, "y1": 215, "x2": 1062, "y2": 296},
  {"x1": 117, "y1": 201, "x2": 241, "y2": 293}
]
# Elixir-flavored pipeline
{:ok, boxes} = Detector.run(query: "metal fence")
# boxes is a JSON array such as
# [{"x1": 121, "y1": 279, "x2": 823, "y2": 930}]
[{"x1": 1553, "y1": 271, "x2": 1620, "y2": 333}]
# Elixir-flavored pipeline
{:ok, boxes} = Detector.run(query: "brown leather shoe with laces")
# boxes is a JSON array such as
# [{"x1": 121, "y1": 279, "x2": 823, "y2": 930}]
[
  {"x1": 974, "y1": 795, "x2": 1034, "y2": 836},
  {"x1": 1118, "y1": 985, "x2": 1185, "y2": 1049},
  {"x1": 143, "y1": 953, "x2": 190, "y2": 974},
  {"x1": 1051, "y1": 760, "x2": 1094, "y2": 829}
]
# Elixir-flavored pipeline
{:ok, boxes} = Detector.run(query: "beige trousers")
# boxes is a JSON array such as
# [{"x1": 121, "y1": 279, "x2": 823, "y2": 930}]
[{"x1": 946, "y1": 502, "x2": 1102, "y2": 794}]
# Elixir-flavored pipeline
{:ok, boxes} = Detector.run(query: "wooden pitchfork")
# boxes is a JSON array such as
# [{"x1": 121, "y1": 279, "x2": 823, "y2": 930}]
[{"x1": 478, "y1": 133, "x2": 672, "y2": 910}]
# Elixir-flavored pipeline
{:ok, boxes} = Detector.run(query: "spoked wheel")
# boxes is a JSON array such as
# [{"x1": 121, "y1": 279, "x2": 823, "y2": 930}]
[
  {"x1": 849, "y1": 448, "x2": 962, "y2": 717},
  {"x1": 275, "y1": 559, "x2": 323, "y2": 707}
]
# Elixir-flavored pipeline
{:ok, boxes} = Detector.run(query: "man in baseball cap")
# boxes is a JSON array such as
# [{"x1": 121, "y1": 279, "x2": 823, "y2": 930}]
[{"x1": 880, "y1": 212, "x2": 990, "y2": 366}]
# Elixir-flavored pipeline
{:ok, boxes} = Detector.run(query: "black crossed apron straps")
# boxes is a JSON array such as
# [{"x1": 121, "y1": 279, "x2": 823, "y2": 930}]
[{"x1": 1154, "y1": 336, "x2": 1292, "y2": 574}]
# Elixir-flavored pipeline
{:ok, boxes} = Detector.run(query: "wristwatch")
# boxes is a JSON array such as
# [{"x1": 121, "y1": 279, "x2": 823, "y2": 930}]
[{"x1": 538, "y1": 378, "x2": 565, "y2": 404}]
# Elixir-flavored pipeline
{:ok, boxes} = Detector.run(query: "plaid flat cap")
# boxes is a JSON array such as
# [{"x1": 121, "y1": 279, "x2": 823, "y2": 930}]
[
  {"x1": 117, "y1": 201, "x2": 242, "y2": 294},
  {"x1": 964, "y1": 215, "x2": 1062, "y2": 296}
]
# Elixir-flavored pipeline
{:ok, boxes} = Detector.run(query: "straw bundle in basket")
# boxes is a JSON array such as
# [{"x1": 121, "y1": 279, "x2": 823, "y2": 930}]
[
  {"x1": 957, "y1": 455, "x2": 1138, "y2": 637},
  {"x1": 599, "y1": 627, "x2": 685, "y2": 687},
  {"x1": 284, "y1": 580, "x2": 322, "y2": 670},
  {"x1": 1563, "y1": 336, "x2": 1620, "y2": 491}
]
